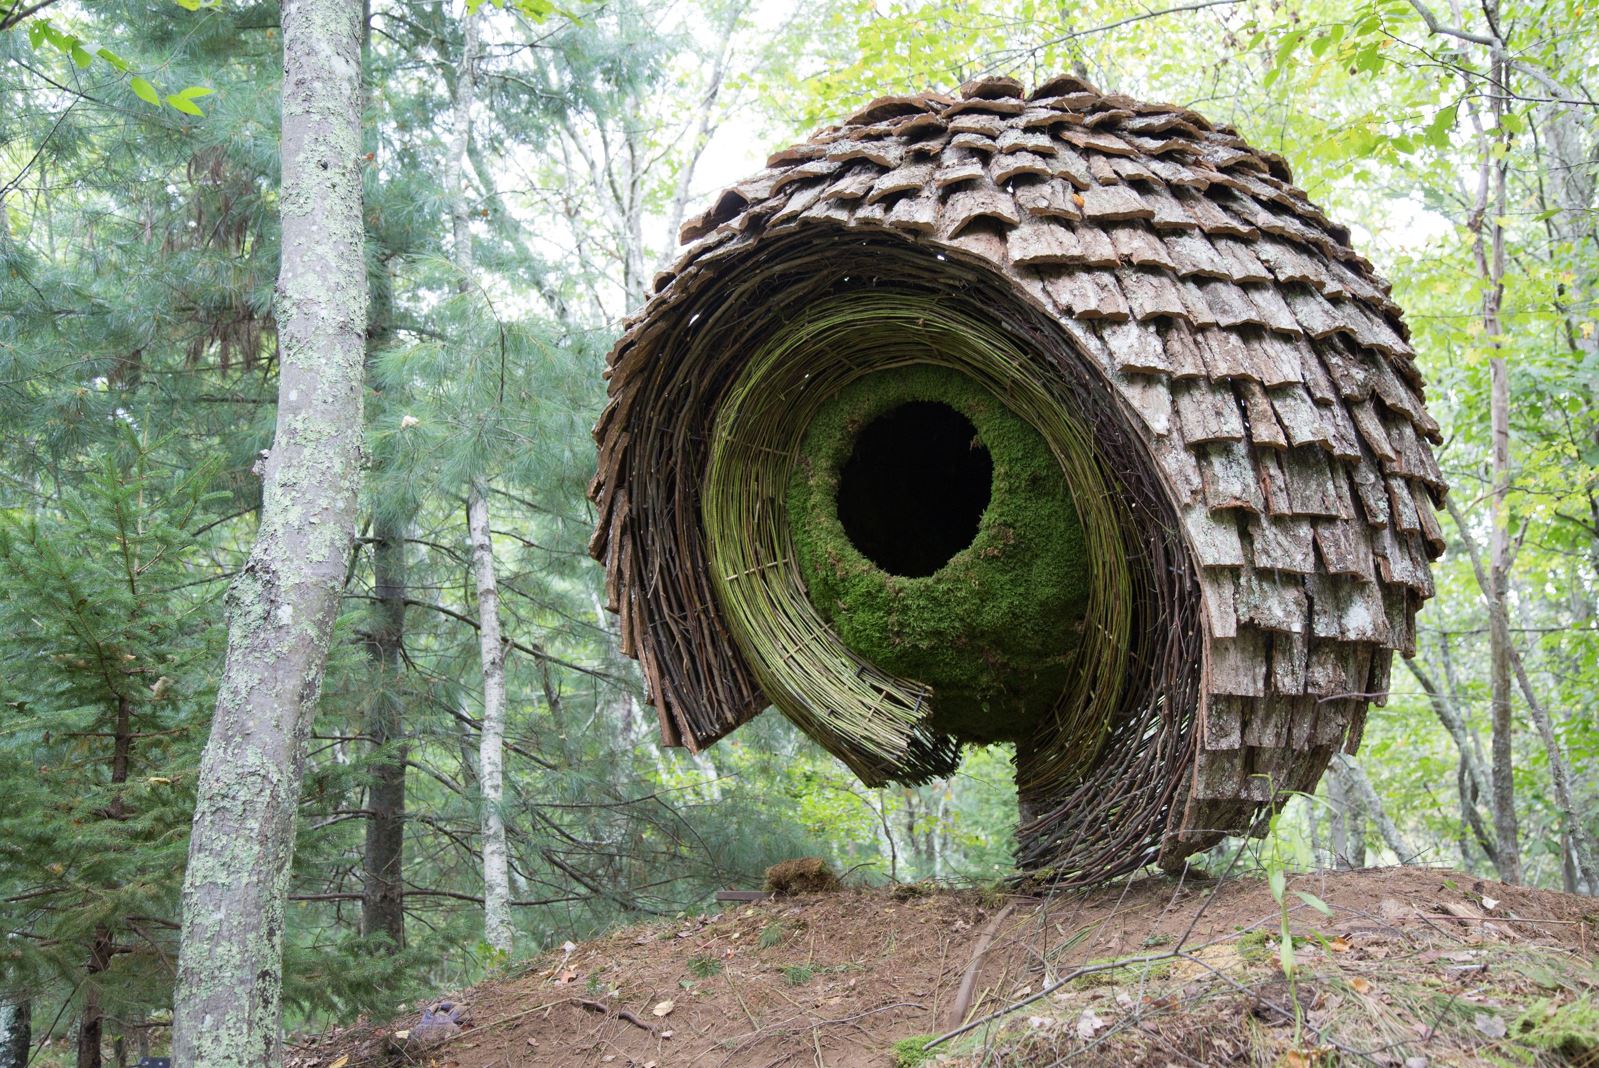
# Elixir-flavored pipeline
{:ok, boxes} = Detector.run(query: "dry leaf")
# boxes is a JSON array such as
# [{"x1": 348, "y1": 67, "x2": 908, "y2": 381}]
[
  {"x1": 1350, "y1": 977, "x2": 1372, "y2": 994},
  {"x1": 1480, "y1": 895, "x2": 1499, "y2": 911},
  {"x1": 1329, "y1": 938, "x2": 1351, "y2": 953},
  {"x1": 1077, "y1": 1008, "x2": 1105, "y2": 1041},
  {"x1": 328, "y1": 1057, "x2": 349, "y2": 1068},
  {"x1": 652, "y1": 999, "x2": 675, "y2": 1017},
  {"x1": 1473, "y1": 1012, "x2": 1506, "y2": 1038}
]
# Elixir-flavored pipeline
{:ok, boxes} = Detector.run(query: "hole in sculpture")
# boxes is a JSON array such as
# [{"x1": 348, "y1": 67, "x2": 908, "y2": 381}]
[{"x1": 836, "y1": 401, "x2": 992, "y2": 578}]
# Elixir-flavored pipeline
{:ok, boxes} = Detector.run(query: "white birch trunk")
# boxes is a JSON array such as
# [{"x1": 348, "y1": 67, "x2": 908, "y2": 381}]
[
  {"x1": 171, "y1": 0, "x2": 367, "y2": 1059},
  {"x1": 468, "y1": 484, "x2": 512, "y2": 955},
  {"x1": 446, "y1": 4, "x2": 510, "y2": 960}
]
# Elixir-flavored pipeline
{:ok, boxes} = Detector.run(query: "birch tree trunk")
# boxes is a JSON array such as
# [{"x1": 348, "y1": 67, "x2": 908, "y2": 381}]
[
  {"x1": 468, "y1": 483, "x2": 512, "y2": 954},
  {"x1": 171, "y1": 0, "x2": 367, "y2": 1059},
  {"x1": 448, "y1": 8, "x2": 511, "y2": 955}
]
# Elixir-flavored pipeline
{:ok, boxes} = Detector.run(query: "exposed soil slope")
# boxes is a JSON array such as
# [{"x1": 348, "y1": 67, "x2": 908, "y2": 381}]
[{"x1": 290, "y1": 867, "x2": 1597, "y2": 1068}]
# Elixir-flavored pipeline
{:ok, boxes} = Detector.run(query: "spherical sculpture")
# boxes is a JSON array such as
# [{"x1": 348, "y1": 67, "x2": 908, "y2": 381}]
[{"x1": 590, "y1": 74, "x2": 1444, "y2": 883}]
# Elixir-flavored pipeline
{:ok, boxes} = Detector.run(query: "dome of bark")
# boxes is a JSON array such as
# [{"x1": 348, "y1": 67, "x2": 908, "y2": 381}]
[{"x1": 589, "y1": 74, "x2": 1443, "y2": 881}]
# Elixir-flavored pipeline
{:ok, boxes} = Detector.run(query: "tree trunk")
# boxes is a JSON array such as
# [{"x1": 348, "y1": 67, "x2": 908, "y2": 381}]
[
  {"x1": 1478, "y1": 44, "x2": 1522, "y2": 884},
  {"x1": 445, "y1": 6, "x2": 509, "y2": 958},
  {"x1": 171, "y1": 0, "x2": 367, "y2": 1058},
  {"x1": 0, "y1": 1000, "x2": 29, "y2": 1068},
  {"x1": 1326, "y1": 768, "x2": 1352, "y2": 869},
  {"x1": 361, "y1": 523, "x2": 408, "y2": 947},
  {"x1": 1332, "y1": 755, "x2": 1412, "y2": 865},
  {"x1": 357, "y1": 0, "x2": 407, "y2": 953},
  {"x1": 1405, "y1": 658, "x2": 1501, "y2": 871},
  {"x1": 468, "y1": 484, "x2": 512, "y2": 955}
]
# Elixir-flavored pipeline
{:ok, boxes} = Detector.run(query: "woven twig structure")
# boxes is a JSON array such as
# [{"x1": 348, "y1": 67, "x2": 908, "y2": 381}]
[{"x1": 589, "y1": 74, "x2": 1443, "y2": 882}]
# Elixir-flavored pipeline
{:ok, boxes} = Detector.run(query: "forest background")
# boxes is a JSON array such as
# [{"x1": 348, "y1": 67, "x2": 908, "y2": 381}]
[{"x1": 0, "y1": 0, "x2": 1595, "y2": 1059}]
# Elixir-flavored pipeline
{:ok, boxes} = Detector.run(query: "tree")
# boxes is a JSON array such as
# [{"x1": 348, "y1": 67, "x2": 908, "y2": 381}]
[{"x1": 170, "y1": 0, "x2": 369, "y2": 1060}]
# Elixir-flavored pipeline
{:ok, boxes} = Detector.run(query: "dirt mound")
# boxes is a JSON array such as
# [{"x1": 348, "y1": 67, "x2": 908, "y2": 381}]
[{"x1": 288, "y1": 868, "x2": 1597, "y2": 1068}]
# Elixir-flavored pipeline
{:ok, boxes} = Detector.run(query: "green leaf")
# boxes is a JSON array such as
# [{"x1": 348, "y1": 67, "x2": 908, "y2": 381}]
[
  {"x1": 1279, "y1": 931, "x2": 1295, "y2": 976},
  {"x1": 1294, "y1": 890, "x2": 1333, "y2": 916},
  {"x1": 69, "y1": 44, "x2": 93, "y2": 68},
  {"x1": 95, "y1": 46, "x2": 131, "y2": 72},
  {"x1": 165, "y1": 93, "x2": 205, "y2": 116},
  {"x1": 131, "y1": 77, "x2": 161, "y2": 107},
  {"x1": 1275, "y1": 28, "x2": 1307, "y2": 68},
  {"x1": 173, "y1": 0, "x2": 204, "y2": 11},
  {"x1": 27, "y1": 21, "x2": 47, "y2": 49},
  {"x1": 174, "y1": 85, "x2": 215, "y2": 101},
  {"x1": 1269, "y1": 869, "x2": 1286, "y2": 903},
  {"x1": 1424, "y1": 103, "x2": 1458, "y2": 148}
]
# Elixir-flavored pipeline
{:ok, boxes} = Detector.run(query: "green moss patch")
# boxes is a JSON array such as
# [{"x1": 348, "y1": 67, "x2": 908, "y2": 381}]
[{"x1": 788, "y1": 365, "x2": 1090, "y2": 743}]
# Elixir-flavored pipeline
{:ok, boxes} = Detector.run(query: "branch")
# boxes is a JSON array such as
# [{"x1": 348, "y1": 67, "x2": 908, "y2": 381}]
[
  {"x1": 0, "y1": 0, "x2": 64, "y2": 32},
  {"x1": 1403, "y1": 0, "x2": 1495, "y2": 47}
]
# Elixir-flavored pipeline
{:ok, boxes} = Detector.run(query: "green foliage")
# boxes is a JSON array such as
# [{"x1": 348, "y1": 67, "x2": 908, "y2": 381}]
[
  {"x1": 686, "y1": 954, "x2": 723, "y2": 978},
  {"x1": 782, "y1": 964, "x2": 817, "y2": 986},
  {"x1": 891, "y1": 1033, "x2": 939, "y2": 1067},
  {"x1": 0, "y1": 442, "x2": 226, "y2": 1039}
]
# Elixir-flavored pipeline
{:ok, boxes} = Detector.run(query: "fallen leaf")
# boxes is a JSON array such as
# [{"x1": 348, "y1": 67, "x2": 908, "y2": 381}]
[
  {"x1": 1329, "y1": 938, "x2": 1351, "y2": 953},
  {"x1": 561, "y1": 940, "x2": 576, "y2": 953},
  {"x1": 1351, "y1": 977, "x2": 1372, "y2": 994},
  {"x1": 1473, "y1": 1012, "x2": 1506, "y2": 1038},
  {"x1": 1077, "y1": 1008, "x2": 1105, "y2": 1041},
  {"x1": 652, "y1": 999, "x2": 675, "y2": 1017},
  {"x1": 1480, "y1": 895, "x2": 1499, "y2": 911},
  {"x1": 328, "y1": 1057, "x2": 349, "y2": 1068}
]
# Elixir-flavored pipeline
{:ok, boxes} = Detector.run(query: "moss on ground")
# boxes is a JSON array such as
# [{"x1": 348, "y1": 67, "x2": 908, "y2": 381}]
[{"x1": 788, "y1": 365, "x2": 1090, "y2": 743}]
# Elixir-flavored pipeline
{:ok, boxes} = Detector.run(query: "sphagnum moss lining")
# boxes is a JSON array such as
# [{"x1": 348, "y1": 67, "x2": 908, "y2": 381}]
[
  {"x1": 788, "y1": 365, "x2": 1090, "y2": 744},
  {"x1": 702, "y1": 292, "x2": 1135, "y2": 786}
]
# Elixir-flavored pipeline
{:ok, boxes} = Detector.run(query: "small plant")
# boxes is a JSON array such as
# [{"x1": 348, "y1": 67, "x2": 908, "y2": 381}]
[
  {"x1": 891, "y1": 1033, "x2": 938, "y2": 1067},
  {"x1": 687, "y1": 954, "x2": 723, "y2": 978},
  {"x1": 585, "y1": 973, "x2": 604, "y2": 994},
  {"x1": 782, "y1": 964, "x2": 816, "y2": 986},
  {"x1": 757, "y1": 921, "x2": 786, "y2": 949}
]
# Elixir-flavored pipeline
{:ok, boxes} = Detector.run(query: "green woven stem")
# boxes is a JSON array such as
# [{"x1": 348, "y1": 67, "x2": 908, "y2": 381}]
[{"x1": 702, "y1": 293, "x2": 1135, "y2": 786}]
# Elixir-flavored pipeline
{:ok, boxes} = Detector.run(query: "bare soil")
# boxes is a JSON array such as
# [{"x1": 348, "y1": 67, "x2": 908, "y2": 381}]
[{"x1": 288, "y1": 867, "x2": 1598, "y2": 1068}]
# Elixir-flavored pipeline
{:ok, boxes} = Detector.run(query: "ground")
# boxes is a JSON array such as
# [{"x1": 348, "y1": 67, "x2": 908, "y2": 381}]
[{"x1": 289, "y1": 867, "x2": 1599, "y2": 1068}]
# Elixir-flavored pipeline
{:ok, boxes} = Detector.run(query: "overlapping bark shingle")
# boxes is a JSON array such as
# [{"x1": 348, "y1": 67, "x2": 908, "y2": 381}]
[{"x1": 593, "y1": 75, "x2": 1442, "y2": 873}]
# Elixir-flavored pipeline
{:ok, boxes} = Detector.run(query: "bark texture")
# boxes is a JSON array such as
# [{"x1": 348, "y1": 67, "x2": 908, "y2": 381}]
[
  {"x1": 0, "y1": 1001, "x2": 29, "y2": 1068},
  {"x1": 171, "y1": 0, "x2": 367, "y2": 1059},
  {"x1": 468, "y1": 483, "x2": 512, "y2": 955},
  {"x1": 361, "y1": 522, "x2": 408, "y2": 946}
]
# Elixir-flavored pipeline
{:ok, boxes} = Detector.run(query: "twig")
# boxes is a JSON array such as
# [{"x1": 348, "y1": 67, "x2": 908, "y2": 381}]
[{"x1": 578, "y1": 998, "x2": 659, "y2": 1034}]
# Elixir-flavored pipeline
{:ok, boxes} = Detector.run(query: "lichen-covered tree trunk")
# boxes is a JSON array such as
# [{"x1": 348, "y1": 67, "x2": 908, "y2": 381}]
[
  {"x1": 467, "y1": 483, "x2": 512, "y2": 954},
  {"x1": 171, "y1": 0, "x2": 367, "y2": 1059},
  {"x1": 0, "y1": 1000, "x2": 29, "y2": 1068}
]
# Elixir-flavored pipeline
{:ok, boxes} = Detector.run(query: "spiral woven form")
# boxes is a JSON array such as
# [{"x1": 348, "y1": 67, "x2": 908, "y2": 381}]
[{"x1": 590, "y1": 73, "x2": 1443, "y2": 883}]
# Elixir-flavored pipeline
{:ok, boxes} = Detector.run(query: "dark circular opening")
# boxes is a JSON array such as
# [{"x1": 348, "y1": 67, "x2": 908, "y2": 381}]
[{"x1": 836, "y1": 401, "x2": 993, "y2": 577}]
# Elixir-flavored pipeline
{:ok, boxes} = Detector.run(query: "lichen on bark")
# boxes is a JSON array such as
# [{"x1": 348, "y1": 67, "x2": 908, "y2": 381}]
[{"x1": 171, "y1": 0, "x2": 368, "y2": 1062}]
